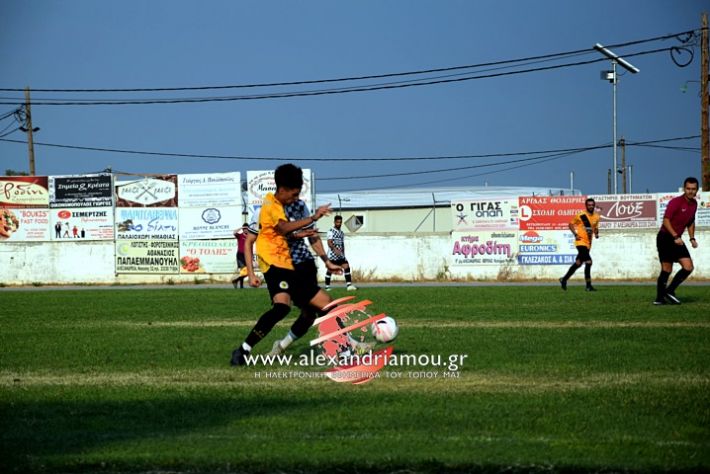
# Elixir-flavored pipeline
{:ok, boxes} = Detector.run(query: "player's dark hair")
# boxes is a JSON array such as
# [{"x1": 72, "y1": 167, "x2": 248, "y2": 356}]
[
  {"x1": 274, "y1": 164, "x2": 303, "y2": 190},
  {"x1": 334, "y1": 215, "x2": 343, "y2": 221},
  {"x1": 683, "y1": 177, "x2": 699, "y2": 187},
  {"x1": 585, "y1": 198, "x2": 595, "y2": 204}
]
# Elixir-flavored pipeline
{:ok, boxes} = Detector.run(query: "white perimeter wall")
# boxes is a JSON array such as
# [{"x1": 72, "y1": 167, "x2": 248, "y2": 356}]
[{"x1": 1, "y1": 229, "x2": 708, "y2": 285}]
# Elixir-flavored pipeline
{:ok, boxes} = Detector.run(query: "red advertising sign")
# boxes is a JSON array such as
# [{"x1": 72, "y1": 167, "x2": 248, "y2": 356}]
[
  {"x1": 518, "y1": 196, "x2": 586, "y2": 231},
  {"x1": 0, "y1": 176, "x2": 50, "y2": 208},
  {"x1": 594, "y1": 194, "x2": 657, "y2": 229}
]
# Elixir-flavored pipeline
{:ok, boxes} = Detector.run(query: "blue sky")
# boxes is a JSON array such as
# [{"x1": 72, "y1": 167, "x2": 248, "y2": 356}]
[{"x1": 0, "y1": 1, "x2": 706, "y2": 194}]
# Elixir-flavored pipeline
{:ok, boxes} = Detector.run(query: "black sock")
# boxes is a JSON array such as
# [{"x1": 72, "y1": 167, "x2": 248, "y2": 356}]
[
  {"x1": 325, "y1": 273, "x2": 331, "y2": 286},
  {"x1": 656, "y1": 270, "x2": 671, "y2": 300},
  {"x1": 584, "y1": 263, "x2": 592, "y2": 287},
  {"x1": 290, "y1": 308, "x2": 317, "y2": 339},
  {"x1": 667, "y1": 269, "x2": 692, "y2": 294},
  {"x1": 345, "y1": 269, "x2": 352, "y2": 284},
  {"x1": 562, "y1": 262, "x2": 581, "y2": 281},
  {"x1": 245, "y1": 303, "x2": 290, "y2": 348}
]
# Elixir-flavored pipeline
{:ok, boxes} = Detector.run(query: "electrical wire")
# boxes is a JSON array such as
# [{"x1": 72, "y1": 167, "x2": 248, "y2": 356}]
[
  {"x1": 370, "y1": 150, "x2": 587, "y2": 190},
  {"x1": 0, "y1": 29, "x2": 696, "y2": 93},
  {"x1": 0, "y1": 137, "x2": 609, "y2": 162},
  {"x1": 0, "y1": 45, "x2": 687, "y2": 106},
  {"x1": 0, "y1": 135, "x2": 697, "y2": 165}
]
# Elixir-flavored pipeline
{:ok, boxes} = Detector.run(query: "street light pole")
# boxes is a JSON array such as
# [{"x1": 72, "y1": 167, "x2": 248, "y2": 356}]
[
  {"x1": 612, "y1": 60, "x2": 618, "y2": 194},
  {"x1": 595, "y1": 43, "x2": 639, "y2": 195}
]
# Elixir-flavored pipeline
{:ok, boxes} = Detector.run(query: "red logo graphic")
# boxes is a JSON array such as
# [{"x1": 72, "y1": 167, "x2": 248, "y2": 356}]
[
  {"x1": 519, "y1": 231, "x2": 543, "y2": 243},
  {"x1": 310, "y1": 296, "x2": 395, "y2": 385}
]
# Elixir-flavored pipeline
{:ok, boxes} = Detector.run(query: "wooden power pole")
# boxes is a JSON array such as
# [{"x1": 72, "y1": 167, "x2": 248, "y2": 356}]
[
  {"x1": 702, "y1": 13, "x2": 709, "y2": 190},
  {"x1": 24, "y1": 87, "x2": 36, "y2": 176}
]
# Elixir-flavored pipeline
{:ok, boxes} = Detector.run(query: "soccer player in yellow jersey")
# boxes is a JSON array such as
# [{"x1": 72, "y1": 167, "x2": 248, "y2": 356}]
[
  {"x1": 559, "y1": 197, "x2": 600, "y2": 291},
  {"x1": 231, "y1": 164, "x2": 334, "y2": 366}
]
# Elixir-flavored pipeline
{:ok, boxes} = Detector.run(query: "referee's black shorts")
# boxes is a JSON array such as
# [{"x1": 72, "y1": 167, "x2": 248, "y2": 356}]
[
  {"x1": 575, "y1": 245, "x2": 591, "y2": 262},
  {"x1": 657, "y1": 232, "x2": 691, "y2": 263}
]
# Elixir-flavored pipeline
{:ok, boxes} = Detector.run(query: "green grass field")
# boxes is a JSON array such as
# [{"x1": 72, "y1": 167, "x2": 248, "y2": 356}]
[{"x1": 1, "y1": 285, "x2": 709, "y2": 473}]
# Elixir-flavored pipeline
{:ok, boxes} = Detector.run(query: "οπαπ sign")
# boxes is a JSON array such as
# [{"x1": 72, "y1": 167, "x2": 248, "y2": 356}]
[{"x1": 451, "y1": 199, "x2": 519, "y2": 231}]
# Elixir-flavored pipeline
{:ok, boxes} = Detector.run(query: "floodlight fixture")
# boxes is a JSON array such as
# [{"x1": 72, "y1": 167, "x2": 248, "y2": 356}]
[
  {"x1": 593, "y1": 43, "x2": 640, "y2": 74},
  {"x1": 594, "y1": 42, "x2": 640, "y2": 194}
]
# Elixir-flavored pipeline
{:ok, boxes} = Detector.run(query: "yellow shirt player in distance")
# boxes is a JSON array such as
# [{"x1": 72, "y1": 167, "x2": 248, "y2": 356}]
[
  {"x1": 560, "y1": 198, "x2": 600, "y2": 292},
  {"x1": 570, "y1": 203, "x2": 600, "y2": 249}
]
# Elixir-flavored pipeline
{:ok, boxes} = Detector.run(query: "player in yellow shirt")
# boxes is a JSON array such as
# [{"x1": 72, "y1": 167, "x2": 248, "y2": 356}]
[
  {"x1": 559, "y1": 198, "x2": 600, "y2": 291},
  {"x1": 231, "y1": 164, "x2": 334, "y2": 366}
]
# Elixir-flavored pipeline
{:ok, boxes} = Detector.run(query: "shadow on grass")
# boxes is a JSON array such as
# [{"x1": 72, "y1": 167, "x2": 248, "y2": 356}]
[{"x1": 0, "y1": 392, "x2": 319, "y2": 473}]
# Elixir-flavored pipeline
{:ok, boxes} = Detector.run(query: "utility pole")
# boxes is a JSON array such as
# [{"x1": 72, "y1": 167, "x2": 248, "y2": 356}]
[
  {"x1": 24, "y1": 87, "x2": 36, "y2": 176},
  {"x1": 619, "y1": 137, "x2": 626, "y2": 193},
  {"x1": 607, "y1": 169, "x2": 611, "y2": 194},
  {"x1": 701, "y1": 12, "x2": 709, "y2": 190}
]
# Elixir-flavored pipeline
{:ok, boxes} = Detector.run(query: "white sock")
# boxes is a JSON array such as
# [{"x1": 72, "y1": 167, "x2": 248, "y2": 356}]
[
  {"x1": 280, "y1": 331, "x2": 297, "y2": 349},
  {"x1": 241, "y1": 342, "x2": 252, "y2": 353}
]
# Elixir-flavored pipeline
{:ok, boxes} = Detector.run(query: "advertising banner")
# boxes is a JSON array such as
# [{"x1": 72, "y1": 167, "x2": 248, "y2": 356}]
[
  {"x1": 658, "y1": 191, "x2": 710, "y2": 228},
  {"x1": 115, "y1": 240, "x2": 180, "y2": 274},
  {"x1": 0, "y1": 176, "x2": 49, "y2": 208},
  {"x1": 115, "y1": 208, "x2": 178, "y2": 240},
  {"x1": 179, "y1": 240, "x2": 236, "y2": 274},
  {"x1": 49, "y1": 207, "x2": 114, "y2": 240},
  {"x1": 49, "y1": 174, "x2": 113, "y2": 208},
  {"x1": 246, "y1": 169, "x2": 314, "y2": 224},
  {"x1": 178, "y1": 206, "x2": 242, "y2": 240},
  {"x1": 518, "y1": 196, "x2": 586, "y2": 231},
  {"x1": 450, "y1": 231, "x2": 517, "y2": 265},
  {"x1": 115, "y1": 175, "x2": 178, "y2": 207},
  {"x1": 594, "y1": 194, "x2": 658, "y2": 229},
  {"x1": 451, "y1": 199, "x2": 519, "y2": 231},
  {"x1": 0, "y1": 208, "x2": 50, "y2": 241},
  {"x1": 178, "y1": 172, "x2": 242, "y2": 208},
  {"x1": 516, "y1": 230, "x2": 577, "y2": 265}
]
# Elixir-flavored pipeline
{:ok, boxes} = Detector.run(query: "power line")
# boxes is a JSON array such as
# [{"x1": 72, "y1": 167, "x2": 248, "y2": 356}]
[
  {"x1": 380, "y1": 150, "x2": 586, "y2": 190},
  {"x1": 0, "y1": 137, "x2": 608, "y2": 161},
  {"x1": 632, "y1": 143, "x2": 700, "y2": 152},
  {"x1": 319, "y1": 147, "x2": 605, "y2": 181},
  {"x1": 0, "y1": 46, "x2": 684, "y2": 106},
  {"x1": 0, "y1": 29, "x2": 695, "y2": 93},
  {"x1": 0, "y1": 134, "x2": 695, "y2": 163}
]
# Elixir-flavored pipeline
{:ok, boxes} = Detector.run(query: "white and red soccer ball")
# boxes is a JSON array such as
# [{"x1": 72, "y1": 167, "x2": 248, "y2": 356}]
[{"x1": 371, "y1": 316, "x2": 399, "y2": 343}]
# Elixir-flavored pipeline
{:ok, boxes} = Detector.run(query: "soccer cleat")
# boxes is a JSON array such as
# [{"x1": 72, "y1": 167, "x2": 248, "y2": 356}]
[
  {"x1": 346, "y1": 284, "x2": 358, "y2": 291},
  {"x1": 230, "y1": 347, "x2": 249, "y2": 366},
  {"x1": 652, "y1": 299, "x2": 667, "y2": 306},
  {"x1": 664, "y1": 292, "x2": 681, "y2": 305},
  {"x1": 585, "y1": 286, "x2": 597, "y2": 292},
  {"x1": 268, "y1": 340, "x2": 285, "y2": 356},
  {"x1": 559, "y1": 278, "x2": 567, "y2": 291},
  {"x1": 325, "y1": 286, "x2": 331, "y2": 291}
]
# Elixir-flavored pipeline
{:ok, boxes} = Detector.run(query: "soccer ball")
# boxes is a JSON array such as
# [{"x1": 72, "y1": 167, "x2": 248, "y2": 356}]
[{"x1": 371, "y1": 316, "x2": 399, "y2": 343}]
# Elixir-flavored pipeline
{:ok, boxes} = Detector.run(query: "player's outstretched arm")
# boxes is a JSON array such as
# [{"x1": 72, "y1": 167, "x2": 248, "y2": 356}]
[
  {"x1": 309, "y1": 234, "x2": 343, "y2": 275},
  {"x1": 244, "y1": 232, "x2": 261, "y2": 287},
  {"x1": 276, "y1": 204, "x2": 332, "y2": 236}
]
